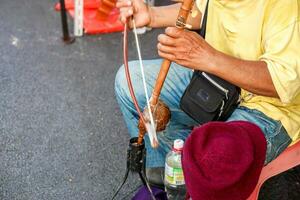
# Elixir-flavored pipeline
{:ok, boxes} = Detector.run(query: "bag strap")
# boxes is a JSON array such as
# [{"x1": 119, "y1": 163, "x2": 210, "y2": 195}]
[
  {"x1": 199, "y1": 0, "x2": 209, "y2": 38},
  {"x1": 193, "y1": 0, "x2": 209, "y2": 77}
]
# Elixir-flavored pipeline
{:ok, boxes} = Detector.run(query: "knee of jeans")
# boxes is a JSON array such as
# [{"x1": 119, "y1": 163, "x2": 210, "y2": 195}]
[
  {"x1": 114, "y1": 64, "x2": 126, "y2": 98},
  {"x1": 115, "y1": 61, "x2": 143, "y2": 98}
]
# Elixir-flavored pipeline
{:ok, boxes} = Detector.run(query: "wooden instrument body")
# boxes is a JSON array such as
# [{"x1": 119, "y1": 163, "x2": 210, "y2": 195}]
[{"x1": 137, "y1": 0, "x2": 195, "y2": 146}]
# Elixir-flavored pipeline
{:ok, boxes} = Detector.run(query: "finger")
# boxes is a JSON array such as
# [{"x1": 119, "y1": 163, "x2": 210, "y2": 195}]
[
  {"x1": 119, "y1": 8, "x2": 134, "y2": 23},
  {"x1": 128, "y1": 18, "x2": 134, "y2": 29},
  {"x1": 157, "y1": 34, "x2": 176, "y2": 46},
  {"x1": 119, "y1": 15, "x2": 131, "y2": 24},
  {"x1": 165, "y1": 27, "x2": 183, "y2": 38},
  {"x1": 185, "y1": 30, "x2": 203, "y2": 44},
  {"x1": 116, "y1": 0, "x2": 132, "y2": 8},
  {"x1": 120, "y1": 7, "x2": 133, "y2": 15},
  {"x1": 158, "y1": 50, "x2": 176, "y2": 61},
  {"x1": 157, "y1": 43, "x2": 177, "y2": 54}
]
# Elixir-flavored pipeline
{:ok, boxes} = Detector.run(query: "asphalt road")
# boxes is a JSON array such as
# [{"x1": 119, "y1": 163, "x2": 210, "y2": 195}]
[{"x1": 0, "y1": 0, "x2": 299, "y2": 200}]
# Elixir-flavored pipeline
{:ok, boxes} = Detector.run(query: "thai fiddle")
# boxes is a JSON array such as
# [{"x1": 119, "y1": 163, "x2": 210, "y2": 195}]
[{"x1": 136, "y1": 0, "x2": 196, "y2": 147}]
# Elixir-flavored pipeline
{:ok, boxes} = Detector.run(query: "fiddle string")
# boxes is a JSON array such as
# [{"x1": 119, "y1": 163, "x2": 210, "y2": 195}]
[{"x1": 132, "y1": 18, "x2": 158, "y2": 147}]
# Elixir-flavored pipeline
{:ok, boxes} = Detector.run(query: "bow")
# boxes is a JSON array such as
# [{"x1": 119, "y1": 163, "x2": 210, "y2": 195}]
[
  {"x1": 123, "y1": 0, "x2": 196, "y2": 148},
  {"x1": 123, "y1": 19, "x2": 159, "y2": 148},
  {"x1": 96, "y1": 0, "x2": 158, "y2": 147}
]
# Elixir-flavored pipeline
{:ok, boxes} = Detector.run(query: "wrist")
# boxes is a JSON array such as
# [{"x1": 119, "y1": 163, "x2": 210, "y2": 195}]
[
  {"x1": 205, "y1": 49, "x2": 222, "y2": 74},
  {"x1": 147, "y1": 6, "x2": 155, "y2": 28}
]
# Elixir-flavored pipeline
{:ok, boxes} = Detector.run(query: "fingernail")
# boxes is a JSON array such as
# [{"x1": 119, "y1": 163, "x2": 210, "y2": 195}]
[
  {"x1": 128, "y1": 9, "x2": 133, "y2": 14},
  {"x1": 157, "y1": 34, "x2": 162, "y2": 41},
  {"x1": 127, "y1": 1, "x2": 131, "y2": 5}
]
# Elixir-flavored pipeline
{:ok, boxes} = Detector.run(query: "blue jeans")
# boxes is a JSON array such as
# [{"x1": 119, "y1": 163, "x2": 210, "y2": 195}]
[{"x1": 114, "y1": 59, "x2": 292, "y2": 167}]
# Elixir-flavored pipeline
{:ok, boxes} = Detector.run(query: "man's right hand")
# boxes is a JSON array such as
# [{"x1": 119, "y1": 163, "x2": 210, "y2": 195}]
[{"x1": 116, "y1": 0, "x2": 152, "y2": 28}]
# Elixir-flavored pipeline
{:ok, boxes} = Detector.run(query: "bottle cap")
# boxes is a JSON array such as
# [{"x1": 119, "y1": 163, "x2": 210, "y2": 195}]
[{"x1": 173, "y1": 139, "x2": 184, "y2": 150}]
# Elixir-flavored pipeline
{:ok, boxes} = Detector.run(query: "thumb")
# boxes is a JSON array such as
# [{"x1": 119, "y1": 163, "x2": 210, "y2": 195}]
[{"x1": 165, "y1": 27, "x2": 183, "y2": 38}]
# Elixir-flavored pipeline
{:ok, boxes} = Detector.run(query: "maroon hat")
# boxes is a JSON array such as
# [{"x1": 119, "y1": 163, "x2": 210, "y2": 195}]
[{"x1": 182, "y1": 121, "x2": 267, "y2": 200}]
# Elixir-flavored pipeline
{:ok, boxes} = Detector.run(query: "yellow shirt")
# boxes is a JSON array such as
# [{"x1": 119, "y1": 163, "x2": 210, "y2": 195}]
[{"x1": 196, "y1": 0, "x2": 300, "y2": 144}]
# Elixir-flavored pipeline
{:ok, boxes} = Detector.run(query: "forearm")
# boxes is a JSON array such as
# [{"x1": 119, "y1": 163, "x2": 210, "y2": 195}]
[
  {"x1": 149, "y1": 4, "x2": 201, "y2": 29},
  {"x1": 157, "y1": 27, "x2": 277, "y2": 98},
  {"x1": 207, "y1": 52, "x2": 279, "y2": 98}
]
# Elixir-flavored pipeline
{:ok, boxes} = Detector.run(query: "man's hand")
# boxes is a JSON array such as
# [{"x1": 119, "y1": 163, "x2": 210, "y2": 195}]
[
  {"x1": 116, "y1": 0, "x2": 151, "y2": 28},
  {"x1": 157, "y1": 27, "x2": 218, "y2": 71},
  {"x1": 157, "y1": 28, "x2": 278, "y2": 98}
]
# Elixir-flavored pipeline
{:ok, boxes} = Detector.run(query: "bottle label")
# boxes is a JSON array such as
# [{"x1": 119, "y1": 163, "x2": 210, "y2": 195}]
[{"x1": 165, "y1": 163, "x2": 185, "y2": 185}]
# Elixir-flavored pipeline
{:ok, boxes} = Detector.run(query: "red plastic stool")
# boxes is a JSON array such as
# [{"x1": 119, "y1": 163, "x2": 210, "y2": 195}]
[{"x1": 247, "y1": 141, "x2": 300, "y2": 200}]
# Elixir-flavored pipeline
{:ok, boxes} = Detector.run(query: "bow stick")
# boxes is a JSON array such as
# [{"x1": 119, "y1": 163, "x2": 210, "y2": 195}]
[
  {"x1": 97, "y1": 0, "x2": 158, "y2": 147},
  {"x1": 123, "y1": 0, "x2": 196, "y2": 148},
  {"x1": 123, "y1": 18, "x2": 159, "y2": 148}
]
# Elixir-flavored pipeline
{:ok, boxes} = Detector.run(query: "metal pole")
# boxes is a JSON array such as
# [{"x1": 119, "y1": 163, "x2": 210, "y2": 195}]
[{"x1": 59, "y1": 0, "x2": 75, "y2": 44}]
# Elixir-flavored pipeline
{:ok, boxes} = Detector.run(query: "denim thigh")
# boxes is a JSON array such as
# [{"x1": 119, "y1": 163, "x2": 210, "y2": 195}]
[{"x1": 226, "y1": 106, "x2": 292, "y2": 164}]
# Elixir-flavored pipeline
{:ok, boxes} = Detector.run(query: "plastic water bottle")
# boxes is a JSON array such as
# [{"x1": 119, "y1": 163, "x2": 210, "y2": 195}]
[{"x1": 164, "y1": 139, "x2": 186, "y2": 200}]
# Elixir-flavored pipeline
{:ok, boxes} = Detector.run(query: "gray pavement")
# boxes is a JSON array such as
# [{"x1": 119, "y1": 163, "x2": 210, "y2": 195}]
[
  {"x1": 0, "y1": 0, "x2": 299, "y2": 200},
  {"x1": 0, "y1": 0, "x2": 155, "y2": 199}
]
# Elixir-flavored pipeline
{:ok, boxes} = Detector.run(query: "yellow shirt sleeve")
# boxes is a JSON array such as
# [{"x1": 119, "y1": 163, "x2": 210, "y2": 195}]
[{"x1": 259, "y1": 1, "x2": 300, "y2": 104}]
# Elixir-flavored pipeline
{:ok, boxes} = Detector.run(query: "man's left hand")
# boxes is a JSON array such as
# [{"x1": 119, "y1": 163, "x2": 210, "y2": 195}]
[{"x1": 157, "y1": 27, "x2": 218, "y2": 71}]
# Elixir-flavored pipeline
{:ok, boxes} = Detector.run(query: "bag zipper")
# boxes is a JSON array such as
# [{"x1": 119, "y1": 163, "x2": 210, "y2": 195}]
[
  {"x1": 201, "y1": 72, "x2": 229, "y2": 99},
  {"x1": 218, "y1": 100, "x2": 225, "y2": 118}
]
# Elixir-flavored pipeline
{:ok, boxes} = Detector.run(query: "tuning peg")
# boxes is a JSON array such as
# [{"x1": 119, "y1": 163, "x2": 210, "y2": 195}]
[{"x1": 185, "y1": 24, "x2": 192, "y2": 29}]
